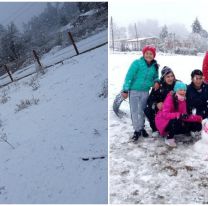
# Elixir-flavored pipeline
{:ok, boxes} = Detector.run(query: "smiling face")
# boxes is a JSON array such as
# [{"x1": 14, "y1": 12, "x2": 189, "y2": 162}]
[
  {"x1": 177, "y1": 89, "x2": 186, "y2": 97},
  {"x1": 164, "y1": 72, "x2": 175, "y2": 85},
  {"x1": 144, "y1": 51, "x2": 154, "y2": 63},
  {"x1": 192, "y1": 74, "x2": 203, "y2": 88}
]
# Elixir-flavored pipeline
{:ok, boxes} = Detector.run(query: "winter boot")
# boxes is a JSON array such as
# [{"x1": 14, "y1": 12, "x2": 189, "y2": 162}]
[
  {"x1": 141, "y1": 129, "x2": 149, "y2": 138},
  {"x1": 131, "y1": 131, "x2": 141, "y2": 142}
]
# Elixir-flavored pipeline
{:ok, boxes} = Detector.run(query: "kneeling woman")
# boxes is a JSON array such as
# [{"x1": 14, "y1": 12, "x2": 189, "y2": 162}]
[{"x1": 155, "y1": 81, "x2": 202, "y2": 147}]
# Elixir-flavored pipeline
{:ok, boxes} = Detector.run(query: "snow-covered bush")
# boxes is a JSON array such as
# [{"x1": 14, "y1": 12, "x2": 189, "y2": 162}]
[
  {"x1": 28, "y1": 76, "x2": 40, "y2": 91},
  {"x1": 15, "y1": 97, "x2": 39, "y2": 112},
  {"x1": 98, "y1": 78, "x2": 108, "y2": 98},
  {"x1": 0, "y1": 90, "x2": 10, "y2": 104}
]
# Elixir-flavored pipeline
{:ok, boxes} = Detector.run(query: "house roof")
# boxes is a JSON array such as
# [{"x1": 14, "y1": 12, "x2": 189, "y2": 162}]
[
  {"x1": 127, "y1": 37, "x2": 159, "y2": 42},
  {"x1": 79, "y1": 9, "x2": 97, "y2": 17},
  {"x1": 114, "y1": 37, "x2": 159, "y2": 43}
]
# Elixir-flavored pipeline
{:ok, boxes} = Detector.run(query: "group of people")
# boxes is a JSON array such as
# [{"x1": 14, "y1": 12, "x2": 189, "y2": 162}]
[{"x1": 121, "y1": 46, "x2": 208, "y2": 147}]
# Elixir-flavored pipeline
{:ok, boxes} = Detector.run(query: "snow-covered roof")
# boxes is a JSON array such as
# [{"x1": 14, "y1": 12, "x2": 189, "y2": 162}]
[
  {"x1": 114, "y1": 37, "x2": 159, "y2": 43},
  {"x1": 127, "y1": 37, "x2": 159, "y2": 42},
  {"x1": 79, "y1": 9, "x2": 97, "y2": 17},
  {"x1": 59, "y1": 23, "x2": 73, "y2": 32}
]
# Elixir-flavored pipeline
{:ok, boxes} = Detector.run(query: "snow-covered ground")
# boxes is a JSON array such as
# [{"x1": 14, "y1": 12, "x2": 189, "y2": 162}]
[
  {"x1": 0, "y1": 44, "x2": 107, "y2": 203},
  {"x1": 109, "y1": 51, "x2": 208, "y2": 204}
]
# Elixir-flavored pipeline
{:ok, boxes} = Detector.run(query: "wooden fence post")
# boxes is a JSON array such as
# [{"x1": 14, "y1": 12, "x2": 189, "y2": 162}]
[
  {"x1": 68, "y1": 32, "x2": 79, "y2": 55},
  {"x1": 32, "y1": 50, "x2": 45, "y2": 74},
  {"x1": 4, "y1": 64, "x2": 13, "y2": 82},
  {"x1": 33, "y1": 50, "x2": 42, "y2": 68}
]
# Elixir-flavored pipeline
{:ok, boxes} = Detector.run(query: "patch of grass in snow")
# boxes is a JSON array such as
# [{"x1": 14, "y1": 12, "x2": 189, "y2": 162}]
[
  {"x1": 0, "y1": 133, "x2": 15, "y2": 149},
  {"x1": 93, "y1": 129, "x2": 100, "y2": 136},
  {"x1": 29, "y1": 76, "x2": 40, "y2": 91},
  {"x1": 98, "y1": 78, "x2": 108, "y2": 98},
  {"x1": 15, "y1": 97, "x2": 40, "y2": 112},
  {"x1": 24, "y1": 75, "x2": 40, "y2": 91},
  {"x1": 0, "y1": 89, "x2": 10, "y2": 104}
]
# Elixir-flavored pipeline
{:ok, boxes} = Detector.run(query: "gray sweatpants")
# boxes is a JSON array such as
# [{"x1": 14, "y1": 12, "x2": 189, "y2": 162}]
[{"x1": 129, "y1": 90, "x2": 149, "y2": 132}]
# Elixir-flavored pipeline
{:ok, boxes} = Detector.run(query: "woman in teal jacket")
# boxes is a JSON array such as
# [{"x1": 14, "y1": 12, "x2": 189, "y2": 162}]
[{"x1": 122, "y1": 45, "x2": 159, "y2": 142}]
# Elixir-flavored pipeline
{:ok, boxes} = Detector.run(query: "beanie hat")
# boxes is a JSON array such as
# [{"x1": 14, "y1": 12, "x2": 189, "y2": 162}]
[
  {"x1": 142, "y1": 45, "x2": 156, "y2": 58},
  {"x1": 161, "y1": 66, "x2": 174, "y2": 78},
  {"x1": 191, "y1": 69, "x2": 203, "y2": 78},
  {"x1": 174, "y1": 81, "x2": 187, "y2": 92}
]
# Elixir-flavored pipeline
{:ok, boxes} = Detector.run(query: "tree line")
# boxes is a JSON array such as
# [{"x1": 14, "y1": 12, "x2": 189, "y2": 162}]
[{"x1": 0, "y1": 2, "x2": 108, "y2": 69}]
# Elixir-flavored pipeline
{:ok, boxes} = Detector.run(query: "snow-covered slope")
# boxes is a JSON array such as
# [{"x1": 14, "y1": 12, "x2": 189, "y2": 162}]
[
  {"x1": 0, "y1": 30, "x2": 107, "y2": 86},
  {"x1": 0, "y1": 45, "x2": 107, "y2": 203},
  {"x1": 109, "y1": 51, "x2": 208, "y2": 204}
]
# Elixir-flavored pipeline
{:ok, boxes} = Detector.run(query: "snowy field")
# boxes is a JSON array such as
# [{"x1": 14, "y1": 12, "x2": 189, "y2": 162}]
[
  {"x1": 109, "y1": 51, "x2": 208, "y2": 204},
  {"x1": 0, "y1": 44, "x2": 107, "y2": 203}
]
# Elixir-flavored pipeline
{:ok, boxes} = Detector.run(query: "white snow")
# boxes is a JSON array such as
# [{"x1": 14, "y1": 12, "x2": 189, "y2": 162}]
[
  {"x1": 194, "y1": 119, "x2": 208, "y2": 158},
  {"x1": 79, "y1": 9, "x2": 97, "y2": 17},
  {"x1": 109, "y1": 51, "x2": 208, "y2": 204},
  {"x1": 0, "y1": 44, "x2": 107, "y2": 203}
]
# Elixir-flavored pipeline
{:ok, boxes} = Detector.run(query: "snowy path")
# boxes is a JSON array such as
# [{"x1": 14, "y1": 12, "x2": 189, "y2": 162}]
[
  {"x1": 109, "y1": 52, "x2": 208, "y2": 204},
  {"x1": 0, "y1": 45, "x2": 107, "y2": 203}
]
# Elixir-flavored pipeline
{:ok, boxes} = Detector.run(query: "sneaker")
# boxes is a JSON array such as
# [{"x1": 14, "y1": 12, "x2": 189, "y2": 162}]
[
  {"x1": 152, "y1": 131, "x2": 160, "y2": 138},
  {"x1": 131, "y1": 131, "x2": 141, "y2": 142},
  {"x1": 141, "y1": 129, "x2": 149, "y2": 137},
  {"x1": 165, "y1": 138, "x2": 177, "y2": 148}
]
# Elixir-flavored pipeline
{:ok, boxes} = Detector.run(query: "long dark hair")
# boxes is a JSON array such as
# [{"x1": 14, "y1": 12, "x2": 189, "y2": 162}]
[{"x1": 172, "y1": 92, "x2": 178, "y2": 110}]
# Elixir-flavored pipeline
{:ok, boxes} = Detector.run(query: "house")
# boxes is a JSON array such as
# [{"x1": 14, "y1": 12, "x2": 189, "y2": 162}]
[{"x1": 113, "y1": 37, "x2": 159, "y2": 51}]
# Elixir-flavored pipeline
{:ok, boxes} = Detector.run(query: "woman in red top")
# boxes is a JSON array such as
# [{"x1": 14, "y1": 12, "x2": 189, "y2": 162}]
[{"x1": 202, "y1": 51, "x2": 208, "y2": 84}]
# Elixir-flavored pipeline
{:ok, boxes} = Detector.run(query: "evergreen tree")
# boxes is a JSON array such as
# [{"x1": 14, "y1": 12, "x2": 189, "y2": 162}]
[
  {"x1": 1, "y1": 22, "x2": 25, "y2": 62},
  {"x1": 60, "y1": 16, "x2": 68, "y2": 26},
  {"x1": 192, "y1": 17, "x2": 202, "y2": 34},
  {"x1": 160, "y1": 25, "x2": 168, "y2": 40}
]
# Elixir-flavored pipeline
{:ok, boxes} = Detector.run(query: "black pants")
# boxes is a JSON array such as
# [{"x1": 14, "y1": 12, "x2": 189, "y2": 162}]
[
  {"x1": 165, "y1": 119, "x2": 202, "y2": 139},
  {"x1": 144, "y1": 106, "x2": 158, "y2": 132}
]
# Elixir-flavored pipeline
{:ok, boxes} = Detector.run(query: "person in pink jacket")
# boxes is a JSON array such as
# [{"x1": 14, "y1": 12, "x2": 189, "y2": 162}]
[{"x1": 155, "y1": 81, "x2": 202, "y2": 147}]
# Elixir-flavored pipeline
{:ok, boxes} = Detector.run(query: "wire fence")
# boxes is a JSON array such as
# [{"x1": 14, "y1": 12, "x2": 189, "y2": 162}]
[{"x1": 0, "y1": 29, "x2": 107, "y2": 87}]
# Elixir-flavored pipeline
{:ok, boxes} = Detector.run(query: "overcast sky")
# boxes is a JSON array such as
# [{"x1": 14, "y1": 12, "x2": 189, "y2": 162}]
[
  {"x1": 110, "y1": 0, "x2": 208, "y2": 32},
  {"x1": 0, "y1": 2, "x2": 46, "y2": 30}
]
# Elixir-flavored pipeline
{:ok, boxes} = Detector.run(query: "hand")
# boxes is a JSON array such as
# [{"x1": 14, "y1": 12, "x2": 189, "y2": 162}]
[
  {"x1": 180, "y1": 113, "x2": 189, "y2": 119},
  {"x1": 157, "y1": 102, "x2": 163, "y2": 110},
  {"x1": 154, "y1": 82, "x2": 160, "y2": 90},
  {"x1": 122, "y1": 92, "x2": 128, "y2": 99}
]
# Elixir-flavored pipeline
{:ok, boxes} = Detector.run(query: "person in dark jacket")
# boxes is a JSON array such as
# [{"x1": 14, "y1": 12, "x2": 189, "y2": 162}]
[
  {"x1": 186, "y1": 69, "x2": 208, "y2": 119},
  {"x1": 144, "y1": 66, "x2": 176, "y2": 138}
]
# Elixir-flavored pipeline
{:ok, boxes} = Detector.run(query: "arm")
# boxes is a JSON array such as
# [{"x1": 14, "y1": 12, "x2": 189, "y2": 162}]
[
  {"x1": 183, "y1": 114, "x2": 202, "y2": 123},
  {"x1": 122, "y1": 60, "x2": 139, "y2": 91}
]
